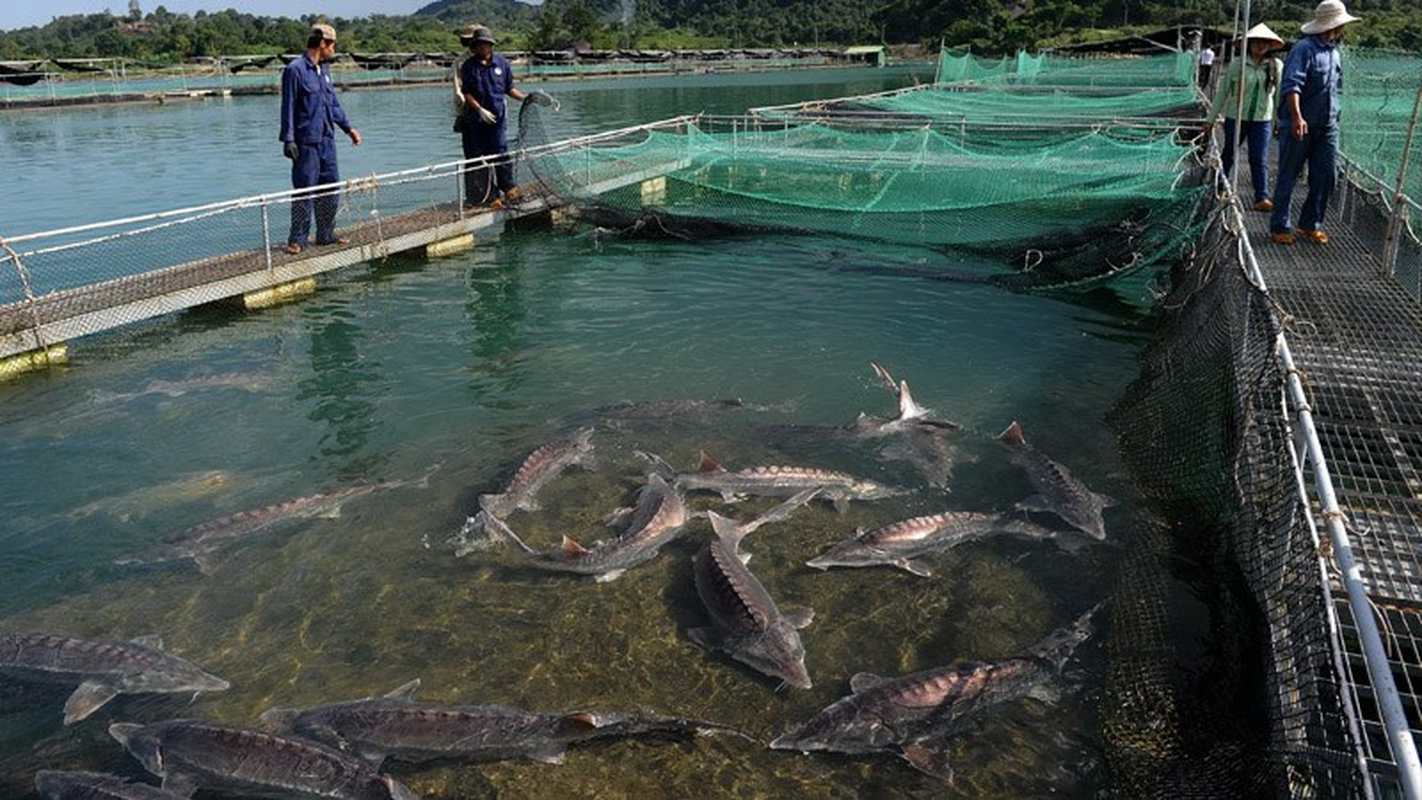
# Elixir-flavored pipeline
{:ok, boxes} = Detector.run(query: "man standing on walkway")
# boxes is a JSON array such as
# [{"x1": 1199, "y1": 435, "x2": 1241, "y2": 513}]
[
  {"x1": 280, "y1": 22, "x2": 362, "y2": 255},
  {"x1": 457, "y1": 25, "x2": 527, "y2": 207},
  {"x1": 1269, "y1": 0, "x2": 1360, "y2": 245}
]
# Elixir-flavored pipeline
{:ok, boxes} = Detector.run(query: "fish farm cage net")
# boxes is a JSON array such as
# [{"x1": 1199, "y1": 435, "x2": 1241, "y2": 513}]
[
  {"x1": 936, "y1": 48, "x2": 1197, "y2": 89},
  {"x1": 1106, "y1": 212, "x2": 1368, "y2": 797},
  {"x1": 1343, "y1": 48, "x2": 1422, "y2": 212},
  {"x1": 518, "y1": 109, "x2": 1210, "y2": 294}
]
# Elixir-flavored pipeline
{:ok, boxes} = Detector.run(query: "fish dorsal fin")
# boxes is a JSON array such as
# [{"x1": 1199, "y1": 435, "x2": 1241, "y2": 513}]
[
  {"x1": 997, "y1": 420, "x2": 1026, "y2": 447},
  {"x1": 384, "y1": 679, "x2": 421, "y2": 700},
  {"x1": 897, "y1": 381, "x2": 927, "y2": 420},
  {"x1": 129, "y1": 634, "x2": 163, "y2": 649},
  {"x1": 563, "y1": 711, "x2": 600, "y2": 730},
  {"x1": 849, "y1": 673, "x2": 885, "y2": 694},
  {"x1": 561, "y1": 536, "x2": 590, "y2": 557},
  {"x1": 698, "y1": 452, "x2": 725, "y2": 473},
  {"x1": 64, "y1": 680, "x2": 118, "y2": 724}
]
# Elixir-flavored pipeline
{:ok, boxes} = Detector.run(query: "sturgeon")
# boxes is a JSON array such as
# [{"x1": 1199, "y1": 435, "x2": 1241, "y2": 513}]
[
  {"x1": 806, "y1": 511, "x2": 1062, "y2": 577},
  {"x1": 115, "y1": 467, "x2": 438, "y2": 574},
  {"x1": 997, "y1": 421, "x2": 1113, "y2": 539},
  {"x1": 854, "y1": 362, "x2": 963, "y2": 488},
  {"x1": 0, "y1": 632, "x2": 228, "y2": 725},
  {"x1": 260, "y1": 679, "x2": 737, "y2": 767},
  {"x1": 478, "y1": 472, "x2": 688, "y2": 582},
  {"x1": 691, "y1": 491, "x2": 820, "y2": 689},
  {"x1": 770, "y1": 602, "x2": 1105, "y2": 780},
  {"x1": 108, "y1": 718, "x2": 420, "y2": 800},
  {"x1": 478, "y1": 427, "x2": 596, "y2": 518},
  {"x1": 676, "y1": 453, "x2": 903, "y2": 513},
  {"x1": 35, "y1": 770, "x2": 185, "y2": 800}
]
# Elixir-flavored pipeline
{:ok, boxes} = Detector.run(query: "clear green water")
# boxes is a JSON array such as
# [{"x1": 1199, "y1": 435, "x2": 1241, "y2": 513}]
[{"x1": 0, "y1": 68, "x2": 1152, "y2": 797}]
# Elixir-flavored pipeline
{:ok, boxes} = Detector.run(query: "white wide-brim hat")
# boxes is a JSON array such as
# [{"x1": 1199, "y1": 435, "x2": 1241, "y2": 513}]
[
  {"x1": 1301, "y1": 0, "x2": 1361, "y2": 34},
  {"x1": 1245, "y1": 23, "x2": 1285, "y2": 48}
]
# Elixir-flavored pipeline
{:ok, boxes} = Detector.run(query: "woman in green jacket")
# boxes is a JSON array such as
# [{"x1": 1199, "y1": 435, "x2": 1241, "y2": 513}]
[{"x1": 1206, "y1": 24, "x2": 1286, "y2": 211}]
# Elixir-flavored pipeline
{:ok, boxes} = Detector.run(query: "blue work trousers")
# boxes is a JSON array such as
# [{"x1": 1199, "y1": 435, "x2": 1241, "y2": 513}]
[
  {"x1": 1220, "y1": 119, "x2": 1274, "y2": 204},
  {"x1": 1270, "y1": 124, "x2": 1339, "y2": 234},
  {"x1": 289, "y1": 138, "x2": 341, "y2": 245},
  {"x1": 460, "y1": 124, "x2": 514, "y2": 205}
]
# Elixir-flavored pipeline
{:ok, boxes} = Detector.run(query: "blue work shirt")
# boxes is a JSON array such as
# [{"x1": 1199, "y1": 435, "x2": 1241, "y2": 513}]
[
  {"x1": 460, "y1": 54, "x2": 515, "y2": 124},
  {"x1": 279, "y1": 53, "x2": 353, "y2": 145},
  {"x1": 1278, "y1": 34, "x2": 1343, "y2": 128}
]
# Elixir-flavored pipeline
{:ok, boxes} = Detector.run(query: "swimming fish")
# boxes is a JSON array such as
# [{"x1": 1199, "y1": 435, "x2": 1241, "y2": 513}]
[
  {"x1": 805, "y1": 511, "x2": 1062, "y2": 576},
  {"x1": 997, "y1": 421, "x2": 1113, "y2": 539},
  {"x1": 0, "y1": 632, "x2": 228, "y2": 725},
  {"x1": 114, "y1": 467, "x2": 437, "y2": 574},
  {"x1": 674, "y1": 452, "x2": 903, "y2": 513},
  {"x1": 690, "y1": 491, "x2": 821, "y2": 689},
  {"x1": 260, "y1": 679, "x2": 738, "y2": 767},
  {"x1": 478, "y1": 427, "x2": 595, "y2": 518},
  {"x1": 109, "y1": 718, "x2": 420, "y2": 799},
  {"x1": 770, "y1": 602, "x2": 1105, "y2": 781},
  {"x1": 476, "y1": 473, "x2": 688, "y2": 582}
]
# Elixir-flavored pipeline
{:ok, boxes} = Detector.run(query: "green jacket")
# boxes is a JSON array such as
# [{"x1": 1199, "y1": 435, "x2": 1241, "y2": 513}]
[{"x1": 1207, "y1": 56, "x2": 1282, "y2": 123}]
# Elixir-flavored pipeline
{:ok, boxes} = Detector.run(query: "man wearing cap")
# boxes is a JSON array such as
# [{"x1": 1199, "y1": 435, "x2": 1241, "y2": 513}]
[
  {"x1": 279, "y1": 22, "x2": 362, "y2": 255},
  {"x1": 1269, "y1": 0, "x2": 1360, "y2": 245},
  {"x1": 457, "y1": 24, "x2": 526, "y2": 207},
  {"x1": 1206, "y1": 24, "x2": 1285, "y2": 211}
]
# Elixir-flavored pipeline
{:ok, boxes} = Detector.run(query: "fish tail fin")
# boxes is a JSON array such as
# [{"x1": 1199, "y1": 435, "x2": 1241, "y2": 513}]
[
  {"x1": 739, "y1": 488, "x2": 820, "y2": 536},
  {"x1": 634, "y1": 450, "x2": 677, "y2": 479},
  {"x1": 706, "y1": 510, "x2": 748, "y2": 550},
  {"x1": 870, "y1": 361, "x2": 898, "y2": 393},
  {"x1": 480, "y1": 512, "x2": 538, "y2": 556}
]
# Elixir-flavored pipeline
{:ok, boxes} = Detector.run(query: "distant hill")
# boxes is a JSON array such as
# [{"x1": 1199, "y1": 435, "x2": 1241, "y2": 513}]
[{"x1": 413, "y1": 0, "x2": 542, "y2": 29}]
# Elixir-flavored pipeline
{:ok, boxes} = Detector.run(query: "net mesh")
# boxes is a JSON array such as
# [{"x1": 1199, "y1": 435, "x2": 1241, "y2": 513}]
[
  {"x1": 519, "y1": 110, "x2": 1209, "y2": 293},
  {"x1": 1343, "y1": 48, "x2": 1422, "y2": 205},
  {"x1": 1106, "y1": 219, "x2": 1365, "y2": 797},
  {"x1": 938, "y1": 48, "x2": 1196, "y2": 88}
]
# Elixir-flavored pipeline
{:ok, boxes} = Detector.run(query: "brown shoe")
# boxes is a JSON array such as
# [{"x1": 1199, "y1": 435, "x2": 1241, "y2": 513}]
[
  {"x1": 1254, "y1": 199, "x2": 1274, "y2": 212},
  {"x1": 1270, "y1": 231, "x2": 1294, "y2": 245},
  {"x1": 1296, "y1": 228, "x2": 1329, "y2": 244}
]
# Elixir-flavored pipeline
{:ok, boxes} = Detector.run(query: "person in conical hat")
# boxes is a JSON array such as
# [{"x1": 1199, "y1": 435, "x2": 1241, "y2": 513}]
[
  {"x1": 1206, "y1": 23, "x2": 1286, "y2": 211},
  {"x1": 1269, "y1": 0, "x2": 1361, "y2": 245}
]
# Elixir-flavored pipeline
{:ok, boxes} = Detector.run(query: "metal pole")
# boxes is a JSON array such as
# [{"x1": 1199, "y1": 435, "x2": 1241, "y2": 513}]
[
  {"x1": 1238, "y1": 206, "x2": 1422, "y2": 800},
  {"x1": 1381, "y1": 80, "x2": 1422, "y2": 279}
]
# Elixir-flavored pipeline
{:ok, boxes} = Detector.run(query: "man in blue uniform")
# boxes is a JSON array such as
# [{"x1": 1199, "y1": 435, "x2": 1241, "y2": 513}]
[
  {"x1": 279, "y1": 23, "x2": 362, "y2": 255},
  {"x1": 457, "y1": 25, "x2": 526, "y2": 207},
  {"x1": 1269, "y1": 0, "x2": 1359, "y2": 245}
]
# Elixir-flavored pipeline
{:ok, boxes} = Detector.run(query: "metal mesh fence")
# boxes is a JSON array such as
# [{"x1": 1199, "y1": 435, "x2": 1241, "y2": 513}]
[{"x1": 1107, "y1": 215, "x2": 1366, "y2": 797}]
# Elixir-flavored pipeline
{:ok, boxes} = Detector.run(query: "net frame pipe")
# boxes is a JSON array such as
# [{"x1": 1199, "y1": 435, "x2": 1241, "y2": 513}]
[
  {"x1": 1382, "y1": 80, "x2": 1422, "y2": 279},
  {"x1": 1235, "y1": 192, "x2": 1422, "y2": 800}
]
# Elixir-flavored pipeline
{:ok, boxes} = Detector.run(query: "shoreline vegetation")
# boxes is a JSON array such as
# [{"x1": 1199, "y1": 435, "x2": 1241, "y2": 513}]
[{"x1": 0, "y1": 47, "x2": 927, "y2": 111}]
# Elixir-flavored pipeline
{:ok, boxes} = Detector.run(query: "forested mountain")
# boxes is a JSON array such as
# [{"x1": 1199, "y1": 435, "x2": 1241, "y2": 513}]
[{"x1": 1, "y1": 0, "x2": 1415, "y2": 62}]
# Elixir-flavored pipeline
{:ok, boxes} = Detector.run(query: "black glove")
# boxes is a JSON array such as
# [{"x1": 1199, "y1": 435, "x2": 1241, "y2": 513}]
[{"x1": 283, "y1": 142, "x2": 299, "y2": 160}]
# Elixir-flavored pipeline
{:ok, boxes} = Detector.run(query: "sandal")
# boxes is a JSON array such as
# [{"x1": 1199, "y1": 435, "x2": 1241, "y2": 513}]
[
  {"x1": 1270, "y1": 231, "x2": 1294, "y2": 245},
  {"x1": 285, "y1": 242, "x2": 304, "y2": 255},
  {"x1": 316, "y1": 236, "x2": 350, "y2": 246},
  {"x1": 1296, "y1": 228, "x2": 1329, "y2": 244}
]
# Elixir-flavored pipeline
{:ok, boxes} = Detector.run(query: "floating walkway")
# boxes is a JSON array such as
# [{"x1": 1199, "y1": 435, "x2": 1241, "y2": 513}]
[
  {"x1": 0, "y1": 117, "x2": 695, "y2": 369},
  {"x1": 1240, "y1": 173, "x2": 1422, "y2": 794}
]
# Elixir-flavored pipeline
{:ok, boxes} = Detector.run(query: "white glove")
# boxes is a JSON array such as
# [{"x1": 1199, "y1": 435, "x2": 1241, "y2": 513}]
[{"x1": 477, "y1": 107, "x2": 497, "y2": 126}]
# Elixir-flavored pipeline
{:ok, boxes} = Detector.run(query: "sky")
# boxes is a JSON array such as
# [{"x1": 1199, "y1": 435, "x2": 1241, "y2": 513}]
[{"x1": 0, "y1": 2, "x2": 474, "y2": 32}]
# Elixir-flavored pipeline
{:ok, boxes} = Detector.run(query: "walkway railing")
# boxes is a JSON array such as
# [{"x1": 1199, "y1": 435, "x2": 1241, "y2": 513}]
[{"x1": 0, "y1": 116, "x2": 698, "y2": 361}]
